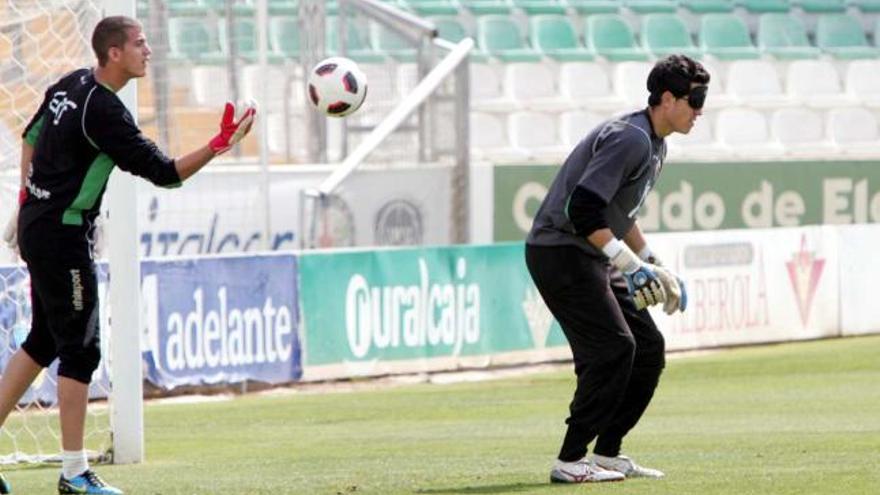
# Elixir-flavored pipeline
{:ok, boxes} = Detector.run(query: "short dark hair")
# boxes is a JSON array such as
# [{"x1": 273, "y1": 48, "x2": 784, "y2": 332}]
[
  {"x1": 92, "y1": 16, "x2": 140, "y2": 67},
  {"x1": 646, "y1": 54, "x2": 710, "y2": 107}
]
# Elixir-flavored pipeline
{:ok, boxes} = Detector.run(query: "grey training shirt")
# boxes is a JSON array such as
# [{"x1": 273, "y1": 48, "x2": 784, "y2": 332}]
[{"x1": 526, "y1": 109, "x2": 666, "y2": 257}]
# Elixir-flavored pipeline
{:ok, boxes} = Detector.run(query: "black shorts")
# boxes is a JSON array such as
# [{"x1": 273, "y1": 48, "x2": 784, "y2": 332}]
[{"x1": 18, "y1": 223, "x2": 101, "y2": 384}]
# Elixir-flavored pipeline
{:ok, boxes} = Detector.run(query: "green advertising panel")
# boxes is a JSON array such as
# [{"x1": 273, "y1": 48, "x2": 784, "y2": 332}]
[
  {"x1": 494, "y1": 161, "x2": 880, "y2": 241},
  {"x1": 299, "y1": 243, "x2": 567, "y2": 366}
]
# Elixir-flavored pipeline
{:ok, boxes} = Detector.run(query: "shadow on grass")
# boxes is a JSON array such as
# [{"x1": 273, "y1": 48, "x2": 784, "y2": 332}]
[{"x1": 415, "y1": 482, "x2": 549, "y2": 494}]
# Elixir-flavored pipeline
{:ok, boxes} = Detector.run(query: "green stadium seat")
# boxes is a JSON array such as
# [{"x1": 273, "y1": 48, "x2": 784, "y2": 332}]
[
  {"x1": 849, "y1": 0, "x2": 880, "y2": 13},
  {"x1": 816, "y1": 14, "x2": 879, "y2": 58},
  {"x1": 641, "y1": 13, "x2": 703, "y2": 58},
  {"x1": 166, "y1": 0, "x2": 208, "y2": 15},
  {"x1": 168, "y1": 18, "x2": 224, "y2": 63},
  {"x1": 529, "y1": 15, "x2": 595, "y2": 61},
  {"x1": 267, "y1": 0, "x2": 298, "y2": 15},
  {"x1": 737, "y1": 0, "x2": 791, "y2": 12},
  {"x1": 217, "y1": 18, "x2": 263, "y2": 62},
  {"x1": 511, "y1": 0, "x2": 567, "y2": 14},
  {"x1": 585, "y1": 14, "x2": 650, "y2": 61},
  {"x1": 624, "y1": 0, "x2": 678, "y2": 12},
  {"x1": 429, "y1": 17, "x2": 490, "y2": 61},
  {"x1": 680, "y1": 0, "x2": 735, "y2": 12},
  {"x1": 404, "y1": 0, "x2": 459, "y2": 15},
  {"x1": 268, "y1": 16, "x2": 301, "y2": 60},
  {"x1": 326, "y1": 18, "x2": 387, "y2": 63},
  {"x1": 793, "y1": 0, "x2": 847, "y2": 12},
  {"x1": 876, "y1": 18, "x2": 880, "y2": 46},
  {"x1": 567, "y1": 0, "x2": 620, "y2": 14},
  {"x1": 699, "y1": 13, "x2": 760, "y2": 59},
  {"x1": 460, "y1": 0, "x2": 513, "y2": 14},
  {"x1": 201, "y1": 0, "x2": 256, "y2": 15},
  {"x1": 757, "y1": 13, "x2": 821, "y2": 59},
  {"x1": 477, "y1": 15, "x2": 542, "y2": 61},
  {"x1": 371, "y1": 23, "x2": 418, "y2": 62}
]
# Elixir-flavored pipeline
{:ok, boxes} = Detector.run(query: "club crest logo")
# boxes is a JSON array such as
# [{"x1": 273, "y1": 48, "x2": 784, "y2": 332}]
[{"x1": 785, "y1": 235, "x2": 825, "y2": 327}]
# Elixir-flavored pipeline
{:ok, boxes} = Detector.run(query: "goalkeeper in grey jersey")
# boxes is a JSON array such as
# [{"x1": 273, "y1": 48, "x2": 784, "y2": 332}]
[
  {"x1": 526, "y1": 54, "x2": 709, "y2": 484},
  {"x1": 0, "y1": 15, "x2": 255, "y2": 495}
]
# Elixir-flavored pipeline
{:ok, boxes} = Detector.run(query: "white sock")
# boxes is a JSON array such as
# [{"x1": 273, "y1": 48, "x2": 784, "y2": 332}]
[{"x1": 62, "y1": 450, "x2": 89, "y2": 480}]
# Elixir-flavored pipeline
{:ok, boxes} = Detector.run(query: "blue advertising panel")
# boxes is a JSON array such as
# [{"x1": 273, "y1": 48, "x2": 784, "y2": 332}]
[{"x1": 140, "y1": 255, "x2": 302, "y2": 388}]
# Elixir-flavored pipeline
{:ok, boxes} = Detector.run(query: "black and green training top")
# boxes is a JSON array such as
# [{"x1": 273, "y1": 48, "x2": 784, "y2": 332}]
[{"x1": 20, "y1": 68, "x2": 180, "y2": 234}]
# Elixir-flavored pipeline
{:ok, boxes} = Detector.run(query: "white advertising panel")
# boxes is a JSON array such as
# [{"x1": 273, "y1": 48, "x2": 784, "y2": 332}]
[
  {"x1": 647, "y1": 226, "x2": 841, "y2": 351},
  {"x1": 837, "y1": 224, "x2": 880, "y2": 336}
]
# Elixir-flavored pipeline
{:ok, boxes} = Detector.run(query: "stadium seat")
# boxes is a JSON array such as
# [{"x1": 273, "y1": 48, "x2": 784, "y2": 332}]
[
  {"x1": 189, "y1": 66, "x2": 229, "y2": 106},
  {"x1": 201, "y1": 0, "x2": 255, "y2": 15},
  {"x1": 559, "y1": 110, "x2": 605, "y2": 147},
  {"x1": 665, "y1": 117, "x2": 727, "y2": 160},
  {"x1": 786, "y1": 59, "x2": 860, "y2": 107},
  {"x1": 699, "y1": 14, "x2": 760, "y2": 59},
  {"x1": 269, "y1": 17, "x2": 301, "y2": 61},
  {"x1": 504, "y1": 63, "x2": 569, "y2": 111},
  {"x1": 757, "y1": 14, "x2": 821, "y2": 59},
  {"x1": 268, "y1": 0, "x2": 298, "y2": 15},
  {"x1": 470, "y1": 63, "x2": 518, "y2": 112},
  {"x1": 166, "y1": 0, "x2": 208, "y2": 16},
  {"x1": 529, "y1": 15, "x2": 595, "y2": 62},
  {"x1": 792, "y1": 0, "x2": 846, "y2": 12},
  {"x1": 471, "y1": 112, "x2": 530, "y2": 161},
  {"x1": 218, "y1": 17, "x2": 279, "y2": 63},
  {"x1": 725, "y1": 60, "x2": 793, "y2": 107},
  {"x1": 508, "y1": 111, "x2": 567, "y2": 159},
  {"x1": 559, "y1": 62, "x2": 626, "y2": 110},
  {"x1": 640, "y1": 14, "x2": 703, "y2": 59},
  {"x1": 844, "y1": 60, "x2": 880, "y2": 107},
  {"x1": 477, "y1": 15, "x2": 542, "y2": 62},
  {"x1": 815, "y1": 14, "x2": 879, "y2": 59},
  {"x1": 404, "y1": 0, "x2": 459, "y2": 15},
  {"x1": 770, "y1": 108, "x2": 836, "y2": 157},
  {"x1": 680, "y1": 0, "x2": 736, "y2": 13},
  {"x1": 371, "y1": 23, "x2": 418, "y2": 62},
  {"x1": 567, "y1": 0, "x2": 620, "y2": 14},
  {"x1": 715, "y1": 108, "x2": 784, "y2": 157},
  {"x1": 699, "y1": 60, "x2": 738, "y2": 107},
  {"x1": 826, "y1": 107, "x2": 880, "y2": 156},
  {"x1": 737, "y1": 0, "x2": 791, "y2": 13},
  {"x1": 168, "y1": 18, "x2": 224, "y2": 63},
  {"x1": 585, "y1": 14, "x2": 650, "y2": 61},
  {"x1": 613, "y1": 61, "x2": 653, "y2": 107},
  {"x1": 460, "y1": 0, "x2": 513, "y2": 14},
  {"x1": 428, "y1": 17, "x2": 490, "y2": 61},
  {"x1": 623, "y1": 0, "x2": 678, "y2": 13},
  {"x1": 325, "y1": 18, "x2": 386, "y2": 63},
  {"x1": 510, "y1": 0, "x2": 567, "y2": 14},
  {"x1": 849, "y1": 0, "x2": 880, "y2": 12}
]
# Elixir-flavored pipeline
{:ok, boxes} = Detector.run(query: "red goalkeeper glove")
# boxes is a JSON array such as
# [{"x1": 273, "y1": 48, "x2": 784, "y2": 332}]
[{"x1": 209, "y1": 101, "x2": 257, "y2": 155}]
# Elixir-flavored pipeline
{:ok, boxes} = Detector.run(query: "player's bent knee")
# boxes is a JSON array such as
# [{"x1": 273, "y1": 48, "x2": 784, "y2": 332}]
[{"x1": 57, "y1": 346, "x2": 101, "y2": 384}]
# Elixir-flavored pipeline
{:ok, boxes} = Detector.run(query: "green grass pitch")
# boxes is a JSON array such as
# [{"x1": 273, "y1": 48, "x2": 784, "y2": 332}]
[{"x1": 5, "y1": 335, "x2": 880, "y2": 494}]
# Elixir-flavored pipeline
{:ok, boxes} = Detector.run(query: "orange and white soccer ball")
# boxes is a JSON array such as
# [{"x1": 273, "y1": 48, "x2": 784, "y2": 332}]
[{"x1": 307, "y1": 57, "x2": 368, "y2": 118}]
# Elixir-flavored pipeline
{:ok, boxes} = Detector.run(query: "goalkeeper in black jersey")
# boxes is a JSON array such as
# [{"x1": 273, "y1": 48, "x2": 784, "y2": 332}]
[{"x1": 0, "y1": 15, "x2": 255, "y2": 495}]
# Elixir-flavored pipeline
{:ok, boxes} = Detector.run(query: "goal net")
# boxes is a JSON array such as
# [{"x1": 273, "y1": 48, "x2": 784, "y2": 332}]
[{"x1": 0, "y1": 0, "x2": 112, "y2": 464}]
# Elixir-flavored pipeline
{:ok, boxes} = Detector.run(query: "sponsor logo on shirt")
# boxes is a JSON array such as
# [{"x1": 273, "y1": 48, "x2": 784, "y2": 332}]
[{"x1": 48, "y1": 91, "x2": 77, "y2": 125}]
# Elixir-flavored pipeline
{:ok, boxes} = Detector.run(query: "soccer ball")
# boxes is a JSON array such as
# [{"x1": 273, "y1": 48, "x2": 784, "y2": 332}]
[{"x1": 307, "y1": 57, "x2": 368, "y2": 118}]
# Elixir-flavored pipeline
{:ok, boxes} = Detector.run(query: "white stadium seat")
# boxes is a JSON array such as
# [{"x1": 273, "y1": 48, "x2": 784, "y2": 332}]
[
  {"x1": 508, "y1": 111, "x2": 567, "y2": 160},
  {"x1": 189, "y1": 66, "x2": 229, "y2": 106},
  {"x1": 725, "y1": 60, "x2": 793, "y2": 108},
  {"x1": 770, "y1": 108, "x2": 836, "y2": 157},
  {"x1": 826, "y1": 107, "x2": 880, "y2": 157},
  {"x1": 504, "y1": 63, "x2": 569, "y2": 111},
  {"x1": 470, "y1": 62, "x2": 517, "y2": 112},
  {"x1": 559, "y1": 110, "x2": 605, "y2": 148},
  {"x1": 844, "y1": 60, "x2": 880, "y2": 108},
  {"x1": 786, "y1": 60, "x2": 859, "y2": 108},
  {"x1": 715, "y1": 108, "x2": 784, "y2": 158},
  {"x1": 558, "y1": 62, "x2": 624, "y2": 111},
  {"x1": 665, "y1": 116, "x2": 726, "y2": 161},
  {"x1": 614, "y1": 62, "x2": 653, "y2": 108},
  {"x1": 470, "y1": 112, "x2": 529, "y2": 162}
]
